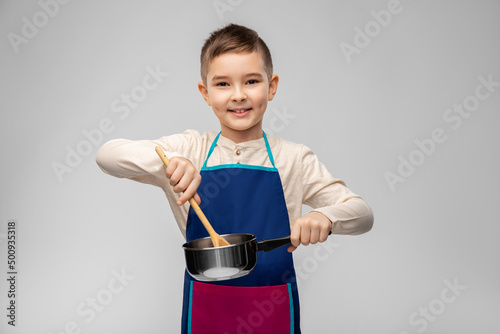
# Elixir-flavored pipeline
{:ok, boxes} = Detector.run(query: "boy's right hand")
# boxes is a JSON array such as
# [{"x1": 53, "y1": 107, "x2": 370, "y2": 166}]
[{"x1": 165, "y1": 157, "x2": 202, "y2": 206}]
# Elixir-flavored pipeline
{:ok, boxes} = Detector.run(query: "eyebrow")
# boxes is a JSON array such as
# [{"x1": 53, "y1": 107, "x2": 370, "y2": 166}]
[
  {"x1": 211, "y1": 75, "x2": 229, "y2": 81},
  {"x1": 211, "y1": 73, "x2": 265, "y2": 81},
  {"x1": 244, "y1": 73, "x2": 264, "y2": 79}
]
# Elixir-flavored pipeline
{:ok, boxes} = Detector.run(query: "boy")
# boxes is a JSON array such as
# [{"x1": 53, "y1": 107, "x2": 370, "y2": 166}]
[{"x1": 97, "y1": 23, "x2": 373, "y2": 334}]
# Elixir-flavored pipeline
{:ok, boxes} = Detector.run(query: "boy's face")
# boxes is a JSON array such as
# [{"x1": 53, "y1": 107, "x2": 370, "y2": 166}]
[{"x1": 198, "y1": 52, "x2": 278, "y2": 143}]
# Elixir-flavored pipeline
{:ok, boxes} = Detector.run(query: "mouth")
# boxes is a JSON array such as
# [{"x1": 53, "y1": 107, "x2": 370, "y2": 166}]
[{"x1": 228, "y1": 107, "x2": 252, "y2": 117}]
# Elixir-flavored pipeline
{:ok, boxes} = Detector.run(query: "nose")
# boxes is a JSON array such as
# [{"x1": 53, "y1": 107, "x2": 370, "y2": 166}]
[{"x1": 231, "y1": 85, "x2": 247, "y2": 102}]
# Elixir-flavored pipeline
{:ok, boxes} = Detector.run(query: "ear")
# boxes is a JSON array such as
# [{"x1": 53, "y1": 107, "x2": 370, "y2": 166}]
[
  {"x1": 198, "y1": 82, "x2": 211, "y2": 106},
  {"x1": 268, "y1": 74, "x2": 279, "y2": 101}
]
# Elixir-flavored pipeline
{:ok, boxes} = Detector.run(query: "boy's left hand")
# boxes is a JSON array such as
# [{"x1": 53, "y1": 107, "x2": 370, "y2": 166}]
[{"x1": 288, "y1": 212, "x2": 332, "y2": 252}]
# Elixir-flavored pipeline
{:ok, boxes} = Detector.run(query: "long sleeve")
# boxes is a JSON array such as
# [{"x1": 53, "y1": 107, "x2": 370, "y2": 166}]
[
  {"x1": 96, "y1": 138, "x2": 177, "y2": 186},
  {"x1": 96, "y1": 130, "x2": 209, "y2": 184},
  {"x1": 95, "y1": 130, "x2": 213, "y2": 238},
  {"x1": 296, "y1": 143, "x2": 373, "y2": 235},
  {"x1": 96, "y1": 130, "x2": 373, "y2": 238}
]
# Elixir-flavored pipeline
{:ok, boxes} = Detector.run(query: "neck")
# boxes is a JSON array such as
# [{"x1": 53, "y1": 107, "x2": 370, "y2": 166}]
[{"x1": 220, "y1": 126, "x2": 264, "y2": 143}]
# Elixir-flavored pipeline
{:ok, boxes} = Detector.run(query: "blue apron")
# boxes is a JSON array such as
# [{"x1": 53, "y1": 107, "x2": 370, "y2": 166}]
[{"x1": 180, "y1": 132, "x2": 301, "y2": 334}]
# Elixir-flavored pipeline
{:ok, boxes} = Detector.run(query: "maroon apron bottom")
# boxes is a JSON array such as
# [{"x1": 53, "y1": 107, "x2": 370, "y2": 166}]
[{"x1": 187, "y1": 281, "x2": 294, "y2": 334}]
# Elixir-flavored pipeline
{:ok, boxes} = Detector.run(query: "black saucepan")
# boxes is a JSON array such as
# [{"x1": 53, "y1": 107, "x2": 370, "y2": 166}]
[
  {"x1": 182, "y1": 233, "x2": 291, "y2": 281},
  {"x1": 183, "y1": 231, "x2": 331, "y2": 281},
  {"x1": 156, "y1": 145, "x2": 331, "y2": 281}
]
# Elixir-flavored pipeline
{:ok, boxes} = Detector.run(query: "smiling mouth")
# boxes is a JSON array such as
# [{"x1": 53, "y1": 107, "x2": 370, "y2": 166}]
[{"x1": 228, "y1": 108, "x2": 252, "y2": 113}]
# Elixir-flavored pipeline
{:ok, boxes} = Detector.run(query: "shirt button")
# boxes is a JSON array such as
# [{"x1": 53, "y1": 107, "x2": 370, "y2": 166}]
[{"x1": 235, "y1": 150, "x2": 241, "y2": 156}]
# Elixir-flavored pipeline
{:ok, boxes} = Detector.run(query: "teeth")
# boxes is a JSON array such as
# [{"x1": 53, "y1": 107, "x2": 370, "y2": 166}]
[{"x1": 230, "y1": 108, "x2": 249, "y2": 113}]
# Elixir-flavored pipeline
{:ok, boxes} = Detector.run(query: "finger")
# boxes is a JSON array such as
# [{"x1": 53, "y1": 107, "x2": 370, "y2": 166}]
[
  {"x1": 165, "y1": 159, "x2": 178, "y2": 179},
  {"x1": 289, "y1": 222, "x2": 301, "y2": 248},
  {"x1": 177, "y1": 192, "x2": 191, "y2": 206},
  {"x1": 320, "y1": 224, "x2": 331, "y2": 242},
  {"x1": 300, "y1": 223, "x2": 311, "y2": 246},
  {"x1": 169, "y1": 166, "x2": 185, "y2": 188},
  {"x1": 177, "y1": 176, "x2": 201, "y2": 205},
  {"x1": 173, "y1": 169, "x2": 195, "y2": 193},
  {"x1": 287, "y1": 244, "x2": 298, "y2": 253},
  {"x1": 193, "y1": 193, "x2": 202, "y2": 205},
  {"x1": 309, "y1": 225, "x2": 320, "y2": 244}
]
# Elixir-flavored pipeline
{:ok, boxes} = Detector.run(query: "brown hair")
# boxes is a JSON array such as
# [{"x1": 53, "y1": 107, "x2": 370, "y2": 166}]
[{"x1": 200, "y1": 23, "x2": 273, "y2": 84}]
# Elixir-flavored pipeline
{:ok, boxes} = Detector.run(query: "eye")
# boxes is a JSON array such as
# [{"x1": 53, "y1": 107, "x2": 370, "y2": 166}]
[
  {"x1": 216, "y1": 82, "x2": 228, "y2": 87},
  {"x1": 247, "y1": 79, "x2": 258, "y2": 85}
]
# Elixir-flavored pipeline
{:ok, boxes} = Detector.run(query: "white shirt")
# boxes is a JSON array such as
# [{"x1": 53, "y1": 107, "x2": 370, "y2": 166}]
[{"x1": 96, "y1": 129, "x2": 373, "y2": 239}]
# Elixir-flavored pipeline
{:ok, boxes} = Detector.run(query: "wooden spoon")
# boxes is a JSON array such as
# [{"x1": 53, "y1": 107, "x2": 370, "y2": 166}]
[{"x1": 155, "y1": 146, "x2": 231, "y2": 247}]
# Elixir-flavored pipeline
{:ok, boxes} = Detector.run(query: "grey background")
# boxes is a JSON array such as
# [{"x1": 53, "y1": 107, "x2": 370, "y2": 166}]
[{"x1": 1, "y1": 0, "x2": 499, "y2": 333}]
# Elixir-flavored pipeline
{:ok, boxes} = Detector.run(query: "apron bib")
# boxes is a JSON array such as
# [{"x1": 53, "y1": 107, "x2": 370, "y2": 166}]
[{"x1": 180, "y1": 132, "x2": 301, "y2": 334}]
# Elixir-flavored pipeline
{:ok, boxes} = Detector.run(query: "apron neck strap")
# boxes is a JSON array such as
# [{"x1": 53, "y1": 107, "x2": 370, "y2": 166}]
[
  {"x1": 202, "y1": 131, "x2": 276, "y2": 169},
  {"x1": 262, "y1": 131, "x2": 276, "y2": 168}
]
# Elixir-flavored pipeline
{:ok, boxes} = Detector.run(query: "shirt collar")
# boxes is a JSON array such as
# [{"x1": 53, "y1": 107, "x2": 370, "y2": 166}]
[{"x1": 217, "y1": 133, "x2": 266, "y2": 149}]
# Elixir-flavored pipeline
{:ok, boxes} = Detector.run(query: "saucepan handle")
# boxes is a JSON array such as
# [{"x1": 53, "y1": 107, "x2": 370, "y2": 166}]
[
  {"x1": 256, "y1": 231, "x2": 332, "y2": 252},
  {"x1": 256, "y1": 236, "x2": 291, "y2": 252}
]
